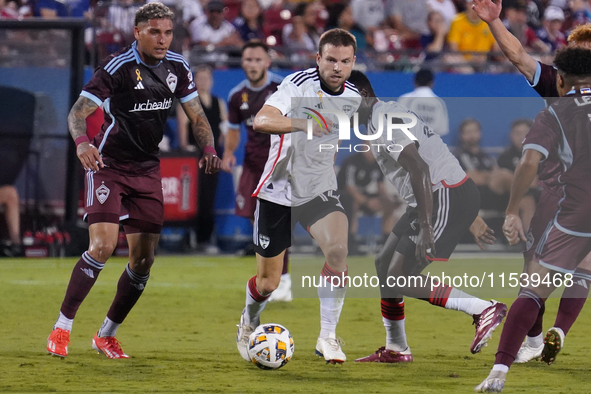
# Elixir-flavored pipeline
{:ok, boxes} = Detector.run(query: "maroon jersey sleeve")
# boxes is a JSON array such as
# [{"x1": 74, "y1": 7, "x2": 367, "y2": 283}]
[
  {"x1": 529, "y1": 62, "x2": 559, "y2": 99},
  {"x1": 227, "y1": 89, "x2": 243, "y2": 127},
  {"x1": 81, "y1": 62, "x2": 122, "y2": 106},
  {"x1": 522, "y1": 109, "x2": 559, "y2": 161},
  {"x1": 170, "y1": 58, "x2": 198, "y2": 103}
]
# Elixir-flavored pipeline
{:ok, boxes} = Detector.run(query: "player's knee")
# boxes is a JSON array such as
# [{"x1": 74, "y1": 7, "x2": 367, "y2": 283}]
[
  {"x1": 130, "y1": 255, "x2": 155, "y2": 273},
  {"x1": 325, "y1": 241, "x2": 348, "y2": 265},
  {"x1": 258, "y1": 276, "x2": 280, "y2": 295},
  {"x1": 88, "y1": 240, "x2": 116, "y2": 262}
]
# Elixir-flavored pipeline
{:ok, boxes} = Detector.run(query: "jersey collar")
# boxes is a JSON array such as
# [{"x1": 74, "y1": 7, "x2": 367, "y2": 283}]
[
  {"x1": 132, "y1": 41, "x2": 163, "y2": 68},
  {"x1": 247, "y1": 72, "x2": 274, "y2": 91}
]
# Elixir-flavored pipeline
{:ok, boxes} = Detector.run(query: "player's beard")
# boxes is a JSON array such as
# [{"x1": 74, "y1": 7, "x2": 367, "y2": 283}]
[{"x1": 248, "y1": 69, "x2": 266, "y2": 85}]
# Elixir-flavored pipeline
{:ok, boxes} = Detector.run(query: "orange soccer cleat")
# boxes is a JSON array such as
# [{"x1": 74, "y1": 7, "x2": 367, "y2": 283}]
[
  {"x1": 47, "y1": 328, "x2": 70, "y2": 357},
  {"x1": 92, "y1": 333, "x2": 129, "y2": 359}
]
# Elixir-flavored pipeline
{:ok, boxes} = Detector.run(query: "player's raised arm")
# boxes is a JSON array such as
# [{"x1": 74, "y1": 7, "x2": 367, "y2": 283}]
[
  {"x1": 253, "y1": 105, "x2": 332, "y2": 137},
  {"x1": 181, "y1": 96, "x2": 222, "y2": 174},
  {"x1": 397, "y1": 143, "x2": 435, "y2": 267},
  {"x1": 472, "y1": 0, "x2": 538, "y2": 82},
  {"x1": 68, "y1": 96, "x2": 103, "y2": 172}
]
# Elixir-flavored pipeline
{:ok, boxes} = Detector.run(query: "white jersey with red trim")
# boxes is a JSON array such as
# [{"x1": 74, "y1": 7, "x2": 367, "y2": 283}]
[
  {"x1": 253, "y1": 68, "x2": 361, "y2": 206},
  {"x1": 369, "y1": 100, "x2": 466, "y2": 207}
]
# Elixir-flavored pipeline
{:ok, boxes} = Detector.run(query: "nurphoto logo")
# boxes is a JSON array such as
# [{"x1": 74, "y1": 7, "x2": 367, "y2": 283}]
[{"x1": 304, "y1": 108, "x2": 419, "y2": 152}]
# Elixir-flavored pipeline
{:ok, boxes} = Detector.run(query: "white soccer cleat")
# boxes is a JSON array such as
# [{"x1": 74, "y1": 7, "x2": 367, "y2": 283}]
[
  {"x1": 474, "y1": 370, "x2": 506, "y2": 392},
  {"x1": 268, "y1": 274, "x2": 293, "y2": 303},
  {"x1": 236, "y1": 308, "x2": 256, "y2": 362},
  {"x1": 315, "y1": 333, "x2": 346, "y2": 364},
  {"x1": 514, "y1": 341, "x2": 544, "y2": 363}
]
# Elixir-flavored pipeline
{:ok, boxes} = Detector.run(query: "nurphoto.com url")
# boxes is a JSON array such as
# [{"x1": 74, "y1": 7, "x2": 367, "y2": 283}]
[{"x1": 301, "y1": 272, "x2": 574, "y2": 292}]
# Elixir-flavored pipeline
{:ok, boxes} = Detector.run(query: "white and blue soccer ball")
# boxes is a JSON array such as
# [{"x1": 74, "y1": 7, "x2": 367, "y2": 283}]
[{"x1": 247, "y1": 323, "x2": 294, "y2": 370}]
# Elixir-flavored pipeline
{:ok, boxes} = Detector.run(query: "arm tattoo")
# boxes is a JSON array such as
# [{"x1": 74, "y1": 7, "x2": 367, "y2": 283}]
[
  {"x1": 182, "y1": 97, "x2": 215, "y2": 149},
  {"x1": 68, "y1": 97, "x2": 99, "y2": 140}
]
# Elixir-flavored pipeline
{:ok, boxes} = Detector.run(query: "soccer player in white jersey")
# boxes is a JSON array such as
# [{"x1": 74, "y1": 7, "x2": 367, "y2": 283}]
[
  {"x1": 347, "y1": 71, "x2": 506, "y2": 363},
  {"x1": 236, "y1": 28, "x2": 361, "y2": 364}
]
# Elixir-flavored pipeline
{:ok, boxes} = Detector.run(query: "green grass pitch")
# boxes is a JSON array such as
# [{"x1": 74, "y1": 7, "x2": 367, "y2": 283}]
[{"x1": 0, "y1": 255, "x2": 590, "y2": 393}]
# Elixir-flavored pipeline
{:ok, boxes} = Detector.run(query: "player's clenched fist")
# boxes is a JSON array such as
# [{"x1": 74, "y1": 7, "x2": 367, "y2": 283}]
[
  {"x1": 200, "y1": 151, "x2": 222, "y2": 174},
  {"x1": 310, "y1": 117, "x2": 333, "y2": 138},
  {"x1": 77, "y1": 142, "x2": 104, "y2": 172}
]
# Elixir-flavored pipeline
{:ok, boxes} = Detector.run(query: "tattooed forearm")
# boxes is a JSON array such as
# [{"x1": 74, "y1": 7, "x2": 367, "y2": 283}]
[
  {"x1": 182, "y1": 98, "x2": 215, "y2": 149},
  {"x1": 68, "y1": 97, "x2": 99, "y2": 140}
]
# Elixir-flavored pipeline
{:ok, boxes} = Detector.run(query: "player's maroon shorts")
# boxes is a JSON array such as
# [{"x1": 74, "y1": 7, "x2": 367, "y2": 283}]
[
  {"x1": 84, "y1": 167, "x2": 164, "y2": 230},
  {"x1": 536, "y1": 223, "x2": 591, "y2": 273},
  {"x1": 236, "y1": 164, "x2": 263, "y2": 220},
  {"x1": 524, "y1": 189, "x2": 561, "y2": 259}
]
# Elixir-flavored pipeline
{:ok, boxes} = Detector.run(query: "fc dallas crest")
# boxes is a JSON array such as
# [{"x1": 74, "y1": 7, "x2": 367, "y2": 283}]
[{"x1": 259, "y1": 234, "x2": 270, "y2": 249}]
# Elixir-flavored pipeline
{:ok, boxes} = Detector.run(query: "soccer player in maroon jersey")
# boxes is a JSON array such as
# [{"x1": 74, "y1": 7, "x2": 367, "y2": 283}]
[
  {"x1": 473, "y1": 0, "x2": 591, "y2": 362},
  {"x1": 222, "y1": 41, "x2": 292, "y2": 301},
  {"x1": 476, "y1": 47, "x2": 591, "y2": 392},
  {"x1": 46, "y1": 2, "x2": 221, "y2": 359}
]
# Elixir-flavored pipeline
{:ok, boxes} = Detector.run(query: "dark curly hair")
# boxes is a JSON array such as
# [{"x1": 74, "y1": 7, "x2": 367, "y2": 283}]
[
  {"x1": 134, "y1": 2, "x2": 174, "y2": 26},
  {"x1": 554, "y1": 47, "x2": 591, "y2": 77}
]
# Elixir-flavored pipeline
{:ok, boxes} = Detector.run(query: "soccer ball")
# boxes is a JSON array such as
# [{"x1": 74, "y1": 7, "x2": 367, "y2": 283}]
[{"x1": 247, "y1": 323, "x2": 294, "y2": 370}]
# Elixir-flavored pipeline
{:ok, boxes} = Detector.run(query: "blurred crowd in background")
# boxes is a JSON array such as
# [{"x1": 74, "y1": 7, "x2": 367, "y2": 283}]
[{"x1": 1, "y1": 0, "x2": 589, "y2": 71}]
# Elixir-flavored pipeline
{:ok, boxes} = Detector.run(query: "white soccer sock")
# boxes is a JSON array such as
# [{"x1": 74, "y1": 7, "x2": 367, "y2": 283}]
[
  {"x1": 383, "y1": 316, "x2": 409, "y2": 352},
  {"x1": 317, "y1": 281, "x2": 347, "y2": 338},
  {"x1": 492, "y1": 364, "x2": 509, "y2": 373},
  {"x1": 98, "y1": 317, "x2": 120, "y2": 338},
  {"x1": 444, "y1": 288, "x2": 491, "y2": 316},
  {"x1": 244, "y1": 279, "x2": 268, "y2": 328},
  {"x1": 525, "y1": 333, "x2": 543, "y2": 347},
  {"x1": 54, "y1": 312, "x2": 73, "y2": 332}
]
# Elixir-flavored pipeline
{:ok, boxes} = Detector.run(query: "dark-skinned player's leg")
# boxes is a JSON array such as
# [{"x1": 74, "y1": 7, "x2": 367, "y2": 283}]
[{"x1": 355, "y1": 232, "x2": 414, "y2": 363}]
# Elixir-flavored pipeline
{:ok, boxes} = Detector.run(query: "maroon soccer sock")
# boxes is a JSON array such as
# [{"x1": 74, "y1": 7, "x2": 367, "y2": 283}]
[
  {"x1": 526, "y1": 302, "x2": 545, "y2": 337},
  {"x1": 60, "y1": 252, "x2": 105, "y2": 319},
  {"x1": 554, "y1": 268, "x2": 591, "y2": 335},
  {"x1": 495, "y1": 290, "x2": 543, "y2": 367},
  {"x1": 282, "y1": 249, "x2": 289, "y2": 275},
  {"x1": 106, "y1": 263, "x2": 150, "y2": 324}
]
